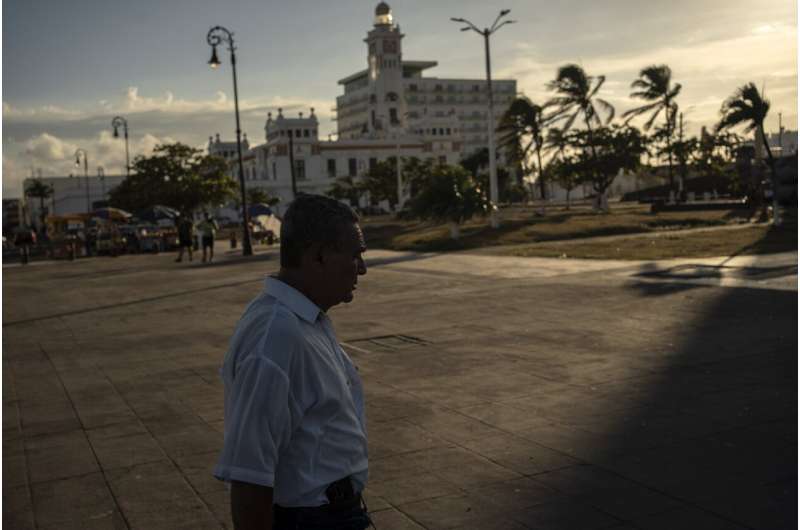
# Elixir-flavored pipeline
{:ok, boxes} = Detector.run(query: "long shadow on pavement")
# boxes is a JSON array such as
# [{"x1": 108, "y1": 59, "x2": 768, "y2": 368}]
[{"x1": 517, "y1": 226, "x2": 797, "y2": 529}]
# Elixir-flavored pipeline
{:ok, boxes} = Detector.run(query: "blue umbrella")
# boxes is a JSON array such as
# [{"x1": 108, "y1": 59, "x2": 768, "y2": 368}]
[{"x1": 248, "y1": 203, "x2": 274, "y2": 217}]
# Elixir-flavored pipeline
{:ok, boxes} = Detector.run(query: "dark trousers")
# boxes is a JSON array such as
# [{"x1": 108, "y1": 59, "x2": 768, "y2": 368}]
[{"x1": 273, "y1": 498, "x2": 372, "y2": 530}]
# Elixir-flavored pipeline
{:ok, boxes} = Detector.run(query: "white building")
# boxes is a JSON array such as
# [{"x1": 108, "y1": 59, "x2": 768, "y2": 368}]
[
  {"x1": 22, "y1": 174, "x2": 125, "y2": 228},
  {"x1": 214, "y1": 2, "x2": 517, "y2": 216}
]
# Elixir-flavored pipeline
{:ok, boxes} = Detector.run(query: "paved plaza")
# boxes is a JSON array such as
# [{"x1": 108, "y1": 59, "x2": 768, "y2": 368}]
[{"x1": 3, "y1": 243, "x2": 797, "y2": 529}]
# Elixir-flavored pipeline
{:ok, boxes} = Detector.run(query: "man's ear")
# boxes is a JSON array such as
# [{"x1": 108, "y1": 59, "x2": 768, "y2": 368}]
[{"x1": 306, "y1": 242, "x2": 325, "y2": 266}]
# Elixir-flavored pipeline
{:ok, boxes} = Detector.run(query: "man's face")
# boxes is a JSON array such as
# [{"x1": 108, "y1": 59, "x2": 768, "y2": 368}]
[{"x1": 321, "y1": 222, "x2": 367, "y2": 309}]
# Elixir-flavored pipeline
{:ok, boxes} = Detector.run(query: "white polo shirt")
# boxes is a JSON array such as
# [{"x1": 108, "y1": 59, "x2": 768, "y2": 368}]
[{"x1": 213, "y1": 277, "x2": 368, "y2": 507}]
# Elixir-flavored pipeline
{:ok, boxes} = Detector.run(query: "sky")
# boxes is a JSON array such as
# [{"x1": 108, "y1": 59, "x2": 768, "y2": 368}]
[{"x1": 2, "y1": 0, "x2": 797, "y2": 197}]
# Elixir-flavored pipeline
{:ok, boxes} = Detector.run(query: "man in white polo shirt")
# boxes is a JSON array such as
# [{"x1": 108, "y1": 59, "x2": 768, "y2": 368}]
[{"x1": 214, "y1": 194, "x2": 370, "y2": 530}]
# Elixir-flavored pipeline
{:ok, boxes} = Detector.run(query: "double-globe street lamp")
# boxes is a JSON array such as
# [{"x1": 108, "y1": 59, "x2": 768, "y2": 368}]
[
  {"x1": 451, "y1": 10, "x2": 515, "y2": 228},
  {"x1": 111, "y1": 116, "x2": 131, "y2": 178},
  {"x1": 206, "y1": 25, "x2": 253, "y2": 257},
  {"x1": 74, "y1": 148, "x2": 91, "y2": 213}
]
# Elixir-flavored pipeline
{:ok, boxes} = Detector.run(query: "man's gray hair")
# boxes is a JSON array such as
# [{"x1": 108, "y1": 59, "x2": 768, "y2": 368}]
[{"x1": 280, "y1": 194, "x2": 359, "y2": 268}]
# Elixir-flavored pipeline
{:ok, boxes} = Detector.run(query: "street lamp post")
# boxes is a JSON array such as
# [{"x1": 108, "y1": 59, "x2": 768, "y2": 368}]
[
  {"x1": 451, "y1": 10, "x2": 515, "y2": 228},
  {"x1": 111, "y1": 116, "x2": 131, "y2": 178},
  {"x1": 207, "y1": 25, "x2": 253, "y2": 256},
  {"x1": 74, "y1": 148, "x2": 90, "y2": 213}
]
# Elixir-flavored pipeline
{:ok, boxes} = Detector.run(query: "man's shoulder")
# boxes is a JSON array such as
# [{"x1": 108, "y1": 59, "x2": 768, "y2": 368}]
[{"x1": 236, "y1": 295, "x2": 307, "y2": 352}]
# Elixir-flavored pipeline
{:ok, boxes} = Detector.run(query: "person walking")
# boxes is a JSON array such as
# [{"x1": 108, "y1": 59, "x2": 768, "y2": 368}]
[
  {"x1": 175, "y1": 214, "x2": 194, "y2": 263},
  {"x1": 14, "y1": 224, "x2": 36, "y2": 265},
  {"x1": 198, "y1": 212, "x2": 219, "y2": 263},
  {"x1": 213, "y1": 194, "x2": 370, "y2": 530}
]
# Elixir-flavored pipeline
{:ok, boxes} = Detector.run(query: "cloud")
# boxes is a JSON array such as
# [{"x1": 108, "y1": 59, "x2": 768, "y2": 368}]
[
  {"x1": 496, "y1": 24, "x2": 797, "y2": 136},
  {"x1": 24, "y1": 133, "x2": 75, "y2": 161}
]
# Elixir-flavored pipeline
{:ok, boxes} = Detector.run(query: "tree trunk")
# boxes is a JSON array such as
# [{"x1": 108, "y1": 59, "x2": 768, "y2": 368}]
[
  {"x1": 759, "y1": 122, "x2": 781, "y2": 226},
  {"x1": 449, "y1": 222, "x2": 460, "y2": 240}
]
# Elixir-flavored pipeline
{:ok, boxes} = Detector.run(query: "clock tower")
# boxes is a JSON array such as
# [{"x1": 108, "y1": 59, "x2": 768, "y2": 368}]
[{"x1": 365, "y1": 2, "x2": 406, "y2": 136}]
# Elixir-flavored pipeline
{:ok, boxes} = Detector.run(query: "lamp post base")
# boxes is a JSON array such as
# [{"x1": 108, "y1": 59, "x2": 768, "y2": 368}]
[{"x1": 490, "y1": 209, "x2": 500, "y2": 228}]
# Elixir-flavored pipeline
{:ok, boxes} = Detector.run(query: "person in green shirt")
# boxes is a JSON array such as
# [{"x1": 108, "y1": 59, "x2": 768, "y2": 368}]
[{"x1": 198, "y1": 212, "x2": 219, "y2": 263}]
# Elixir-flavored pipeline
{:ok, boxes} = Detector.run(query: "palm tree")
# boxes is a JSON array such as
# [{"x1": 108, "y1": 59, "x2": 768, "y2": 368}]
[
  {"x1": 497, "y1": 97, "x2": 548, "y2": 200},
  {"x1": 623, "y1": 65, "x2": 682, "y2": 190},
  {"x1": 546, "y1": 65, "x2": 614, "y2": 199},
  {"x1": 546, "y1": 64, "x2": 615, "y2": 139},
  {"x1": 716, "y1": 82, "x2": 780, "y2": 224},
  {"x1": 24, "y1": 178, "x2": 54, "y2": 229}
]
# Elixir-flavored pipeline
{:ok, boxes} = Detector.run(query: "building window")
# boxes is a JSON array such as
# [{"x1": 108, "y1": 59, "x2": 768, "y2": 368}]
[
  {"x1": 446, "y1": 128, "x2": 451, "y2": 135},
  {"x1": 272, "y1": 162, "x2": 277, "y2": 180},
  {"x1": 409, "y1": 84, "x2": 418, "y2": 92},
  {"x1": 389, "y1": 108, "x2": 398, "y2": 124},
  {"x1": 439, "y1": 128, "x2": 444, "y2": 135},
  {"x1": 431, "y1": 129, "x2": 437, "y2": 136},
  {"x1": 327, "y1": 159, "x2": 336, "y2": 178},
  {"x1": 369, "y1": 158, "x2": 377, "y2": 170},
  {"x1": 435, "y1": 84, "x2": 442, "y2": 92},
  {"x1": 348, "y1": 158, "x2": 357, "y2": 176},
  {"x1": 295, "y1": 159, "x2": 306, "y2": 180},
  {"x1": 303, "y1": 129, "x2": 310, "y2": 138},
  {"x1": 296, "y1": 130, "x2": 302, "y2": 138},
  {"x1": 473, "y1": 85, "x2": 480, "y2": 92},
  {"x1": 439, "y1": 156, "x2": 447, "y2": 165}
]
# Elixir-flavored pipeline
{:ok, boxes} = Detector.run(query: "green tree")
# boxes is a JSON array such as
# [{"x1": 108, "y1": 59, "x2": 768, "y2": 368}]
[
  {"x1": 459, "y1": 148, "x2": 489, "y2": 176},
  {"x1": 497, "y1": 97, "x2": 549, "y2": 200},
  {"x1": 408, "y1": 164, "x2": 493, "y2": 239},
  {"x1": 573, "y1": 125, "x2": 646, "y2": 211},
  {"x1": 24, "y1": 178, "x2": 54, "y2": 228},
  {"x1": 623, "y1": 65, "x2": 682, "y2": 189},
  {"x1": 109, "y1": 143, "x2": 237, "y2": 214},
  {"x1": 547, "y1": 155, "x2": 583, "y2": 210},
  {"x1": 716, "y1": 82, "x2": 779, "y2": 222},
  {"x1": 247, "y1": 186, "x2": 280, "y2": 206},
  {"x1": 327, "y1": 176, "x2": 361, "y2": 206},
  {"x1": 361, "y1": 158, "x2": 400, "y2": 209}
]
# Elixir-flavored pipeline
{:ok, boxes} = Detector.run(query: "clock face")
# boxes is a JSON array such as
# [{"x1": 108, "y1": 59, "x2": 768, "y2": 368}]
[{"x1": 384, "y1": 40, "x2": 397, "y2": 54}]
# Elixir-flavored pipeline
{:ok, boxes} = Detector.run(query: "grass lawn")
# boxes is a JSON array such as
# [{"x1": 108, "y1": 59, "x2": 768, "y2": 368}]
[{"x1": 361, "y1": 202, "x2": 798, "y2": 260}]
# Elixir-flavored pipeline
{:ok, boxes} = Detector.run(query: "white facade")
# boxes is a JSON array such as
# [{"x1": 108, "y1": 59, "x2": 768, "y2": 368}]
[
  {"x1": 22, "y1": 174, "x2": 125, "y2": 227},
  {"x1": 214, "y1": 2, "x2": 517, "y2": 217}
]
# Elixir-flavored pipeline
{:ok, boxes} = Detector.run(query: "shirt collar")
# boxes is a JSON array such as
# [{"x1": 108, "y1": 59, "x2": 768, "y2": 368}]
[{"x1": 264, "y1": 276, "x2": 321, "y2": 324}]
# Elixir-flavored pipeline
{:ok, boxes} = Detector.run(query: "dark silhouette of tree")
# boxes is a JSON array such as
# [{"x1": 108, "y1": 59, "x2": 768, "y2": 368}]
[
  {"x1": 497, "y1": 97, "x2": 549, "y2": 200},
  {"x1": 108, "y1": 143, "x2": 237, "y2": 214},
  {"x1": 24, "y1": 178, "x2": 54, "y2": 228},
  {"x1": 408, "y1": 164, "x2": 492, "y2": 239},
  {"x1": 623, "y1": 65, "x2": 682, "y2": 190},
  {"x1": 546, "y1": 64, "x2": 615, "y2": 191},
  {"x1": 327, "y1": 176, "x2": 361, "y2": 206},
  {"x1": 716, "y1": 82, "x2": 780, "y2": 223}
]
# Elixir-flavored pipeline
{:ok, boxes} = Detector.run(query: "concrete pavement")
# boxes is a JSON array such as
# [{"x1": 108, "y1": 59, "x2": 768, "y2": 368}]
[{"x1": 3, "y1": 243, "x2": 797, "y2": 529}]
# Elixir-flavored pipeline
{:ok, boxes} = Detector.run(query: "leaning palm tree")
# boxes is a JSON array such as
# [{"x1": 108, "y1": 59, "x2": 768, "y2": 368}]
[
  {"x1": 24, "y1": 178, "x2": 54, "y2": 228},
  {"x1": 497, "y1": 97, "x2": 548, "y2": 200},
  {"x1": 546, "y1": 64, "x2": 615, "y2": 208},
  {"x1": 623, "y1": 65, "x2": 682, "y2": 191},
  {"x1": 546, "y1": 64, "x2": 615, "y2": 138},
  {"x1": 716, "y1": 82, "x2": 780, "y2": 224}
]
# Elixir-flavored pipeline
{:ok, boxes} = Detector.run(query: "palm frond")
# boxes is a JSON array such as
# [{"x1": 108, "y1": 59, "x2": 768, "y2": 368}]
[{"x1": 595, "y1": 98, "x2": 615, "y2": 123}]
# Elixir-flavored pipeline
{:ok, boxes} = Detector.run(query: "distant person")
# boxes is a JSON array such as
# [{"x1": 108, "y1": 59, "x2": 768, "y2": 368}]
[
  {"x1": 198, "y1": 212, "x2": 219, "y2": 263},
  {"x1": 175, "y1": 214, "x2": 194, "y2": 263},
  {"x1": 214, "y1": 194, "x2": 370, "y2": 530},
  {"x1": 14, "y1": 224, "x2": 36, "y2": 265}
]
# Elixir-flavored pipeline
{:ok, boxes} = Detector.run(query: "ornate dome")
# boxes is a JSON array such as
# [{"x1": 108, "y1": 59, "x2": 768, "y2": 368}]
[{"x1": 374, "y1": 2, "x2": 393, "y2": 25}]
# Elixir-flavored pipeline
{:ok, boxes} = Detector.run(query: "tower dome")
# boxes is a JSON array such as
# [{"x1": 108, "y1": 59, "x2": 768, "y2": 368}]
[{"x1": 374, "y1": 2, "x2": 393, "y2": 26}]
